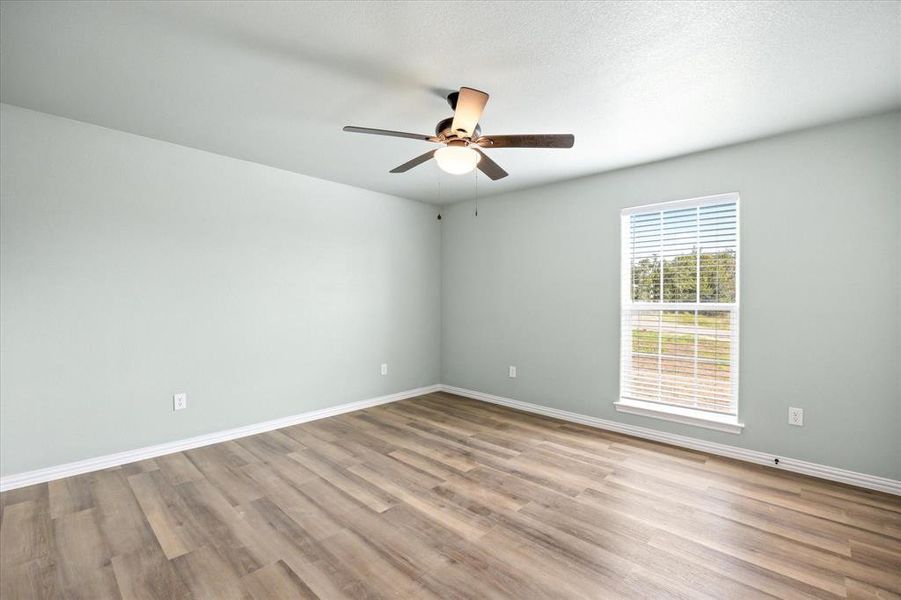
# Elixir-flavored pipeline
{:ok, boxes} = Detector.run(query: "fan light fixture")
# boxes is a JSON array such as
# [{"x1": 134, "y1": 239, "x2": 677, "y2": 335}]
[{"x1": 434, "y1": 145, "x2": 480, "y2": 175}]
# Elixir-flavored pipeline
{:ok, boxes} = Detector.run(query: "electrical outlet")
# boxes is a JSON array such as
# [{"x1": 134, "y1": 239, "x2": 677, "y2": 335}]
[
  {"x1": 173, "y1": 393, "x2": 187, "y2": 411},
  {"x1": 788, "y1": 407, "x2": 803, "y2": 426},
  {"x1": 508, "y1": 366, "x2": 517, "y2": 378},
  {"x1": 380, "y1": 363, "x2": 388, "y2": 376}
]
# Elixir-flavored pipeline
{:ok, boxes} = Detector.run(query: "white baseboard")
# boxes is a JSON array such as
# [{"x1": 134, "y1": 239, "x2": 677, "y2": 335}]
[
  {"x1": 0, "y1": 384, "x2": 441, "y2": 492},
  {"x1": 4, "y1": 383, "x2": 897, "y2": 497},
  {"x1": 437, "y1": 385, "x2": 901, "y2": 496}
]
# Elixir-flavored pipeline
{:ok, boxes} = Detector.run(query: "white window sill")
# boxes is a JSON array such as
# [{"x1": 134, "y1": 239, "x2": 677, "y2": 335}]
[{"x1": 614, "y1": 399, "x2": 744, "y2": 434}]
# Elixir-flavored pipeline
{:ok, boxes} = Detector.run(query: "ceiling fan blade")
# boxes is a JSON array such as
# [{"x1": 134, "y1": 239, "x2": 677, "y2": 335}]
[
  {"x1": 450, "y1": 87, "x2": 489, "y2": 138},
  {"x1": 476, "y1": 134, "x2": 574, "y2": 149},
  {"x1": 343, "y1": 126, "x2": 438, "y2": 142},
  {"x1": 389, "y1": 150, "x2": 436, "y2": 173},
  {"x1": 473, "y1": 148, "x2": 508, "y2": 180}
]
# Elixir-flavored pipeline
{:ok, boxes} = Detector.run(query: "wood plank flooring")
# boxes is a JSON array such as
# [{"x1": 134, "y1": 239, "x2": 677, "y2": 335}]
[{"x1": 2, "y1": 392, "x2": 899, "y2": 599}]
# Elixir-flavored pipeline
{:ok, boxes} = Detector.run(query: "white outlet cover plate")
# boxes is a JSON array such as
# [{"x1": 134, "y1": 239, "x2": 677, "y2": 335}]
[
  {"x1": 173, "y1": 393, "x2": 187, "y2": 411},
  {"x1": 788, "y1": 407, "x2": 803, "y2": 426}
]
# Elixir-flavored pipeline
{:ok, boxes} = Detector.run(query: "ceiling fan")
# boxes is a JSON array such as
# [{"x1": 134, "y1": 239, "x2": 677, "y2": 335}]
[{"x1": 343, "y1": 87, "x2": 574, "y2": 180}]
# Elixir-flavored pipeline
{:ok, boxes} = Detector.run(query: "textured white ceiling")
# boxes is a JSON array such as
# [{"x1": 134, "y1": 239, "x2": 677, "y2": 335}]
[{"x1": 1, "y1": 1, "x2": 899, "y2": 204}]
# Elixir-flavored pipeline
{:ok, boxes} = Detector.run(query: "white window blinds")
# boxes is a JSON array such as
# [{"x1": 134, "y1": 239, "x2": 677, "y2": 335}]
[{"x1": 620, "y1": 194, "x2": 739, "y2": 415}]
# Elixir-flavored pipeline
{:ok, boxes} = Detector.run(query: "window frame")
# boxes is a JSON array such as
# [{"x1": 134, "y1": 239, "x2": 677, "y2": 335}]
[{"x1": 616, "y1": 192, "x2": 743, "y2": 434}]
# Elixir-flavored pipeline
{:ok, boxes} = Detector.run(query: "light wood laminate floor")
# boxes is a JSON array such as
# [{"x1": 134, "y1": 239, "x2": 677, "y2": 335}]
[{"x1": 1, "y1": 392, "x2": 899, "y2": 599}]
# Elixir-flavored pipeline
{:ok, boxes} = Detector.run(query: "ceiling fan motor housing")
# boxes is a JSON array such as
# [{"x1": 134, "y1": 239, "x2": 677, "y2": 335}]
[{"x1": 435, "y1": 116, "x2": 480, "y2": 140}]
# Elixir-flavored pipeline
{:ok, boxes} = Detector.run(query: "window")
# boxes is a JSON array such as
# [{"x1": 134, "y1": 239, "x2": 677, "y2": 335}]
[{"x1": 617, "y1": 193, "x2": 741, "y2": 433}]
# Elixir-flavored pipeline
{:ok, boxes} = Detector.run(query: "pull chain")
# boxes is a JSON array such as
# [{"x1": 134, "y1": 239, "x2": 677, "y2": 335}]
[
  {"x1": 474, "y1": 168, "x2": 479, "y2": 217},
  {"x1": 437, "y1": 174, "x2": 443, "y2": 220}
]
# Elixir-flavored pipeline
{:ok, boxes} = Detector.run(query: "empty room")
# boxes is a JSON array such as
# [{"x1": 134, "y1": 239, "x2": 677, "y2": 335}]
[{"x1": 1, "y1": 1, "x2": 899, "y2": 598}]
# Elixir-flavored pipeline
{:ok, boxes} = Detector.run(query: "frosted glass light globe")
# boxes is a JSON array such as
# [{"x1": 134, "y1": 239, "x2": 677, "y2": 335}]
[{"x1": 434, "y1": 145, "x2": 481, "y2": 175}]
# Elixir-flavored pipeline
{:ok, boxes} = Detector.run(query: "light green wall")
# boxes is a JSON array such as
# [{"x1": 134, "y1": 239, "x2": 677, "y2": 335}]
[
  {"x1": 3, "y1": 105, "x2": 898, "y2": 481},
  {"x1": 0, "y1": 104, "x2": 441, "y2": 476},
  {"x1": 442, "y1": 112, "x2": 901, "y2": 479}
]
